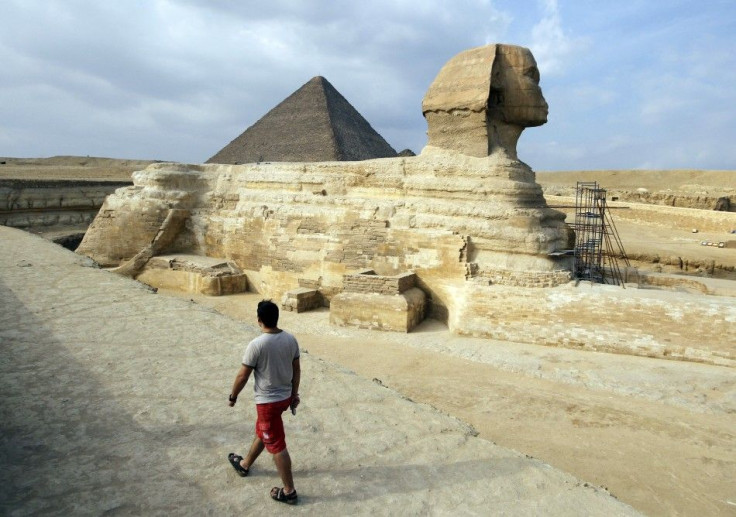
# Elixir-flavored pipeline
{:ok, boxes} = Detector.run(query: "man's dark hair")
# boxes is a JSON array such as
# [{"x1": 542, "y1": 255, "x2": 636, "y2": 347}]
[{"x1": 257, "y1": 300, "x2": 279, "y2": 328}]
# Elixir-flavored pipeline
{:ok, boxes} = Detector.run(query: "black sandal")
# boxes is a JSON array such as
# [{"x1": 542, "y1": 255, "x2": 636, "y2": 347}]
[
  {"x1": 227, "y1": 453, "x2": 249, "y2": 477},
  {"x1": 270, "y1": 486, "x2": 298, "y2": 505}
]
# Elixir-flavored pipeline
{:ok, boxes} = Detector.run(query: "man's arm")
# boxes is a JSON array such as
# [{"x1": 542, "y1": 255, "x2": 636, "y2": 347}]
[
  {"x1": 290, "y1": 358, "x2": 301, "y2": 409},
  {"x1": 228, "y1": 364, "x2": 253, "y2": 407}
]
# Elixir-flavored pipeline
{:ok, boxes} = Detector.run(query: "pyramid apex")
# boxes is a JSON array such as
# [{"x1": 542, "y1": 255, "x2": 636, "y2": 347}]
[
  {"x1": 206, "y1": 76, "x2": 397, "y2": 164},
  {"x1": 306, "y1": 76, "x2": 332, "y2": 88}
]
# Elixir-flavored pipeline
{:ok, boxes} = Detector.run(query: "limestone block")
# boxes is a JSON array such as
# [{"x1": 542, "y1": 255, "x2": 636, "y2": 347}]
[
  {"x1": 330, "y1": 287, "x2": 427, "y2": 332},
  {"x1": 281, "y1": 287, "x2": 323, "y2": 313}
]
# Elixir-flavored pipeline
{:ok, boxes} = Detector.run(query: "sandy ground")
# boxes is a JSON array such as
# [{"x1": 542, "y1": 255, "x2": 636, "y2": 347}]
[
  {"x1": 0, "y1": 227, "x2": 640, "y2": 516},
  {"x1": 172, "y1": 291, "x2": 736, "y2": 517}
]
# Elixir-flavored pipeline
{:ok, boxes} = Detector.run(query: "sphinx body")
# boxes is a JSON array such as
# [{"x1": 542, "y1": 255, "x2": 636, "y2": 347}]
[{"x1": 78, "y1": 44, "x2": 572, "y2": 332}]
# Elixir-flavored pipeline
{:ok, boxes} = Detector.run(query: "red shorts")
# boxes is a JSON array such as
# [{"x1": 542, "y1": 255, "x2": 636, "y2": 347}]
[{"x1": 255, "y1": 397, "x2": 292, "y2": 454}]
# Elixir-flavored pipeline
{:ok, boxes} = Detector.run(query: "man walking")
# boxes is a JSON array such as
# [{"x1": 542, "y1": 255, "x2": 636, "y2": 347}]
[{"x1": 227, "y1": 300, "x2": 301, "y2": 505}]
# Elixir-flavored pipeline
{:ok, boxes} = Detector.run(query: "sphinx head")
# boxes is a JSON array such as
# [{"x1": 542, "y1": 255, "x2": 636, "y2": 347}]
[
  {"x1": 489, "y1": 45, "x2": 548, "y2": 128},
  {"x1": 422, "y1": 44, "x2": 548, "y2": 159}
]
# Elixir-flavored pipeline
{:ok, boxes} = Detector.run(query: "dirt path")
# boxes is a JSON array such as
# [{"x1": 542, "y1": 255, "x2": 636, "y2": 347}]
[
  {"x1": 304, "y1": 337, "x2": 736, "y2": 516},
  {"x1": 176, "y1": 291, "x2": 736, "y2": 516}
]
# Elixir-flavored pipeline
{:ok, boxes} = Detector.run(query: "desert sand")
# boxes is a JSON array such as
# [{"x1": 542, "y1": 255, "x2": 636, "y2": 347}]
[
  {"x1": 0, "y1": 226, "x2": 640, "y2": 516},
  {"x1": 170, "y1": 290, "x2": 736, "y2": 517}
]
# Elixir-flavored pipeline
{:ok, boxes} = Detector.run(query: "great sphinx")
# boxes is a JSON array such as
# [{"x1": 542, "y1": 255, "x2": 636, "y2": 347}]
[{"x1": 78, "y1": 44, "x2": 572, "y2": 334}]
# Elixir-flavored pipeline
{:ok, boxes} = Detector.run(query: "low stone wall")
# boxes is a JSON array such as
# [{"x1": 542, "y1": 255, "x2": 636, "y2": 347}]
[
  {"x1": 451, "y1": 282, "x2": 736, "y2": 367},
  {"x1": 331, "y1": 271, "x2": 427, "y2": 332},
  {"x1": 616, "y1": 191, "x2": 735, "y2": 211},
  {"x1": 541, "y1": 186, "x2": 735, "y2": 212},
  {"x1": 330, "y1": 288, "x2": 427, "y2": 333},
  {"x1": 341, "y1": 269, "x2": 417, "y2": 295},
  {"x1": 480, "y1": 268, "x2": 572, "y2": 287},
  {"x1": 550, "y1": 195, "x2": 736, "y2": 234}
]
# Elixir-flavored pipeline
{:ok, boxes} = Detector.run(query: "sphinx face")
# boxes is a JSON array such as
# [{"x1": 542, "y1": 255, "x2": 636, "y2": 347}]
[{"x1": 490, "y1": 46, "x2": 548, "y2": 127}]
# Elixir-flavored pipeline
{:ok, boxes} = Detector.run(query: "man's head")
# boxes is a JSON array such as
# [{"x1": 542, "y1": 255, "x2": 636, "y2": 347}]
[{"x1": 257, "y1": 300, "x2": 279, "y2": 329}]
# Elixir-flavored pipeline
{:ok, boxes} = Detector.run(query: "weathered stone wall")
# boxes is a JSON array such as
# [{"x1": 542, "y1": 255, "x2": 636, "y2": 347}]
[
  {"x1": 478, "y1": 268, "x2": 573, "y2": 288},
  {"x1": 0, "y1": 180, "x2": 128, "y2": 231},
  {"x1": 330, "y1": 287, "x2": 427, "y2": 332},
  {"x1": 452, "y1": 281, "x2": 735, "y2": 367},
  {"x1": 550, "y1": 196, "x2": 735, "y2": 234},
  {"x1": 544, "y1": 187, "x2": 735, "y2": 212},
  {"x1": 79, "y1": 154, "x2": 571, "y2": 311},
  {"x1": 77, "y1": 152, "x2": 573, "y2": 329}
]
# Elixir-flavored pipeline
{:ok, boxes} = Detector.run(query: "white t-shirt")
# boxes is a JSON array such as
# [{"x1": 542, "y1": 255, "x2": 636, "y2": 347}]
[{"x1": 242, "y1": 330, "x2": 300, "y2": 404}]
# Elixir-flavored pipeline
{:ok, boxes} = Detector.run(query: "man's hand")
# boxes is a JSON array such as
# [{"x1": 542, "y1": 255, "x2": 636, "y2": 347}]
[
  {"x1": 290, "y1": 394, "x2": 300, "y2": 413},
  {"x1": 229, "y1": 364, "x2": 252, "y2": 408}
]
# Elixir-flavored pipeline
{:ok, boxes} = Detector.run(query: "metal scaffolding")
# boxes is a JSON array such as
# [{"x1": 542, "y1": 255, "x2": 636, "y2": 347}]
[{"x1": 572, "y1": 182, "x2": 630, "y2": 285}]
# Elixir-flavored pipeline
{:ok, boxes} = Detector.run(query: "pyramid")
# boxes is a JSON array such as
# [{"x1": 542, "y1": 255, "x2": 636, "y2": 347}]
[{"x1": 206, "y1": 76, "x2": 397, "y2": 164}]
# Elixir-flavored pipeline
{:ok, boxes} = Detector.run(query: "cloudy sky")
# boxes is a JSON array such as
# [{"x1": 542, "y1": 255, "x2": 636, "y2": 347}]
[{"x1": 1, "y1": 0, "x2": 735, "y2": 170}]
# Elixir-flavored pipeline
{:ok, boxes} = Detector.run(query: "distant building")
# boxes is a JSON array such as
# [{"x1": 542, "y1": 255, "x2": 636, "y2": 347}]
[{"x1": 206, "y1": 76, "x2": 397, "y2": 164}]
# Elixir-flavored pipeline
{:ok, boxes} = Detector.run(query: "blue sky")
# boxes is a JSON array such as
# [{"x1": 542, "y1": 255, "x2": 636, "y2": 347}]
[{"x1": 1, "y1": 0, "x2": 735, "y2": 170}]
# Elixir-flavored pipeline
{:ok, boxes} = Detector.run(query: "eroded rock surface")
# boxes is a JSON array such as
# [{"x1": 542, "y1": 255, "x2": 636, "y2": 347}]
[
  {"x1": 77, "y1": 151, "x2": 571, "y2": 319},
  {"x1": 422, "y1": 44, "x2": 548, "y2": 159}
]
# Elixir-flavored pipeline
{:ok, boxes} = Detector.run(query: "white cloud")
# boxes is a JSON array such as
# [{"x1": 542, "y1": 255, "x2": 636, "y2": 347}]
[{"x1": 528, "y1": 0, "x2": 585, "y2": 76}]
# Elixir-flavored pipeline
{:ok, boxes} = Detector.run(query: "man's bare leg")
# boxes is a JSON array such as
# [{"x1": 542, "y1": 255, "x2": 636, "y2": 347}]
[
  {"x1": 241, "y1": 436, "x2": 265, "y2": 470},
  {"x1": 272, "y1": 448, "x2": 295, "y2": 493}
]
